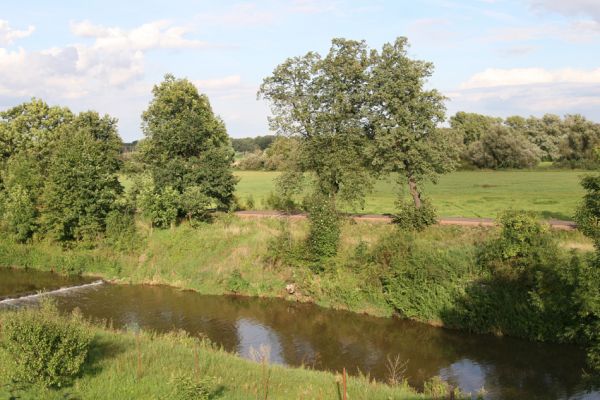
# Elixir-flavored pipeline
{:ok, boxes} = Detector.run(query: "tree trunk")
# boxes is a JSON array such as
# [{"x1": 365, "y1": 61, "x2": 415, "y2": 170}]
[{"x1": 408, "y1": 177, "x2": 422, "y2": 209}]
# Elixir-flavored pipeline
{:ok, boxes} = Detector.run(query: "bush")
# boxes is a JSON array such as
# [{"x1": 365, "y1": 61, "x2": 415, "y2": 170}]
[
  {"x1": 306, "y1": 194, "x2": 340, "y2": 259},
  {"x1": 105, "y1": 208, "x2": 139, "y2": 251},
  {"x1": 264, "y1": 191, "x2": 298, "y2": 212},
  {"x1": 227, "y1": 269, "x2": 250, "y2": 294},
  {"x1": 478, "y1": 210, "x2": 553, "y2": 280},
  {"x1": 392, "y1": 199, "x2": 436, "y2": 231},
  {"x1": 0, "y1": 301, "x2": 93, "y2": 388},
  {"x1": 171, "y1": 373, "x2": 220, "y2": 400},
  {"x1": 575, "y1": 175, "x2": 600, "y2": 248}
]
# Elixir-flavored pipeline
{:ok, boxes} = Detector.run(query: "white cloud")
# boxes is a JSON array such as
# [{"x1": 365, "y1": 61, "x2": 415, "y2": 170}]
[
  {"x1": 447, "y1": 67, "x2": 600, "y2": 121},
  {"x1": 0, "y1": 20, "x2": 207, "y2": 99},
  {"x1": 0, "y1": 20, "x2": 35, "y2": 45},
  {"x1": 70, "y1": 20, "x2": 207, "y2": 50},
  {"x1": 460, "y1": 67, "x2": 600, "y2": 89}
]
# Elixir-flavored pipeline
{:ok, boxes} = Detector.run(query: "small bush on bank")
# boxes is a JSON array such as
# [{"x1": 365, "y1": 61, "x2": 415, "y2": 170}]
[
  {"x1": 171, "y1": 373, "x2": 220, "y2": 400},
  {"x1": 227, "y1": 269, "x2": 250, "y2": 294},
  {"x1": 392, "y1": 199, "x2": 437, "y2": 231},
  {"x1": 306, "y1": 193, "x2": 340, "y2": 260},
  {"x1": 0, "y1": 301, "x2": 93, "y2": 388}
]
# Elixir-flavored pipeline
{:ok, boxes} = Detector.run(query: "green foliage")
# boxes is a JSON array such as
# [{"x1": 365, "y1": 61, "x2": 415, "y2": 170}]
[
  {"x1": 557, "y1": 114, "x2": 600, "y2": 168},
  {"x1": 244, "y1": 194, "x2": 255, "y2": 210},
  {"x1": 0, "y1": 98, "x2": 73, "y2": 164},
  {"x1": 465, "y1": 125, "x2": 541, "y2": 169},
  {"x1": 575, "y1": 175, "x2": 600, "y2": 248},
  {"x1": 41, "y1": 126, "x2": 123, "y2": 242},
  {"x1": 450, "y1": 111, "x2": 503, "y2": 146},
  {"x1": 0, "y1": 301, "x2": 92, "y2": 388},
  {"x1": 392, "y1": 198, "x2": 436, "y2": 231},
  {"x1": 140, "y1": 74, "x2": 236, "y2": 212},
  {"x1": 306, "y1": 194, "x2": 341, "y2": 260},
  {"x1": 450, "y1": 111, "x2": 600, "y2": 169},
  {"x1": 181, "y1": 186, "x2": 211, "y2": 223},
  {"x1": 2, "y1": 184, "x2": 37, "y2": 242},
  {"x1": 139, "y1": 184, "x2": 180, "y2": 229},
  {"x1": 170, "y1": 373, "x2": 220, "y2": 400},
  {"x1": 105, "y1": 208, "x2": 140, "y2": 252},
  {"x1": 227, "y1": 269, "x2": 250, "y2": 293},
  {"x1": 236, "y1": 150, "x2": 266, "y2": 170},
  {"x1": 231, "y1": 135, "x2": 275, "y2": 153}
]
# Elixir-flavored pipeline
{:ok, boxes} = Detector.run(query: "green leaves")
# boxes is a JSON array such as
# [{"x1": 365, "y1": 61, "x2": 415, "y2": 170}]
[
  {"x1": 140, "y1": 74, "x2": 237, "y2": 221},
  {"x1": 1, "y1": 301, "x2": 93, "y2": 388}
]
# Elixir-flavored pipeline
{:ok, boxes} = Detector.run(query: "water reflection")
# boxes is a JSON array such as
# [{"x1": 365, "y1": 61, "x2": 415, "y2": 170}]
[{"x1": 2, "y1": 274, "x2": 598, "y2": 400}]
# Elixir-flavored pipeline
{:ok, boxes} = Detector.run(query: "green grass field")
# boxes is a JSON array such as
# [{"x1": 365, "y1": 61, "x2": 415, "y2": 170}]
[{"x1": 235, "y1": 169, "x2": 590, "y2": 219}]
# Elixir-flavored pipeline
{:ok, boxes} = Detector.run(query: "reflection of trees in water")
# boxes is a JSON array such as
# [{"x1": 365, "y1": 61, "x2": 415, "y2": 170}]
[{"x1": 54, "y1": 284, "x2": 594, "y2": 399}]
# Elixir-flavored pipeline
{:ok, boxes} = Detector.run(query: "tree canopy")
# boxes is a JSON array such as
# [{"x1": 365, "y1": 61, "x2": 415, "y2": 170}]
[
  {"x1": 259, "y1": 37, "x2": 457, "y2": 211},
  {"x1": 139, "y1": 74, "x2": 237, "y2": 224}
]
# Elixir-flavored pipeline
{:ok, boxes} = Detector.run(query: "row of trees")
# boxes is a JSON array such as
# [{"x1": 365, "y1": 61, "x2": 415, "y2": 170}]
[
  {"x1": 235, "y1": 111, "x2": 600, "y2": 172},
  {"x1": 0, "y1": 75, "x2": 237, "y2": 243},
  {"x1": 450, "y1": 112, "x2": 600, "y2": 169},
  {"x1": 231, "y1": 135, "x2": 275, "y2": 153}
]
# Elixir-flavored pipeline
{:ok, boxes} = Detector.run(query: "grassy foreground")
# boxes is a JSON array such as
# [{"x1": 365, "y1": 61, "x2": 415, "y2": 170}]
[
  {"x1": 234, "y1": 169, "x2": 587, "y2": 219},
  {"x1": 0, "y1": 316, "x2": 424, "y2": 400}
]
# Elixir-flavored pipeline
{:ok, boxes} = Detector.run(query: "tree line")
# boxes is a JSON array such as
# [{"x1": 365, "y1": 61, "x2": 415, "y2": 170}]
[
  {"x1": 0, "y1": 74, "x2": 236, "y2": 244},
  {"x1": 451, "y1": 112, "x2": 600, "y2": 169}
]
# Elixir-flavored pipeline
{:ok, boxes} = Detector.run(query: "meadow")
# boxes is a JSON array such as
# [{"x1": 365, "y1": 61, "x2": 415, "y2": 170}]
[{"x1": 234, "y1": 169, "x2": 588, "y2": 219}]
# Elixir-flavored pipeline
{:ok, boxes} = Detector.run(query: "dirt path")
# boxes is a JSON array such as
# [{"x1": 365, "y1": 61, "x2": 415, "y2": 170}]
[{"x1": 235, "y1": 210, "x2": 577, "y2": 230}]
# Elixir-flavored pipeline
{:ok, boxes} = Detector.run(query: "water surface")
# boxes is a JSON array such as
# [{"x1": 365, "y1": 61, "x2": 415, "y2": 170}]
[
  {"x1": 1, "y1": 268, "x2": 598, "y2": 400},
  {"x1": 0, "y1": 267, "x2": 94, "y2": 299}
]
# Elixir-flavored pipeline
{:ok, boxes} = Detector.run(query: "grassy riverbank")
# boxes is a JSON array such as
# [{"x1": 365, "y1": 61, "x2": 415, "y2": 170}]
[
  {"x1": 0, "y1": 309, "x2": 430, "y2": 400},
  {"x1": 0, "y1": 215, "x2": 593, "y2": 319}
]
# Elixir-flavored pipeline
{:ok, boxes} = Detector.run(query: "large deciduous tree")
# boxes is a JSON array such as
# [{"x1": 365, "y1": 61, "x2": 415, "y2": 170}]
[
  {"x1": 368, "y1": 37, "x2": 458, "y2": 210},
  {"x1": 259, "y1": 37, "x2": 457, "y2": 212},
  {"x1": 140, "y1": 74, "x2": 236, "y2": 219}
]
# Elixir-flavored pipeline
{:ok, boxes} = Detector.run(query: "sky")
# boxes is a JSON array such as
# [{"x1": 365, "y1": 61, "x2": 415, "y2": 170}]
[{"x1": 1, "y1": 0, "x2": 600, "y2": 141}]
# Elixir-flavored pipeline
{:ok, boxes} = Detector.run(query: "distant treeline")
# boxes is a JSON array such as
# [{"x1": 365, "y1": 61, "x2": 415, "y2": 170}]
[
  {"x1": 234, "y1": 112, "x2": 600, "y2": 171},
  {"x1": 231, "y1": 135, "x2": 275, "y2": 153},
  {"x1": 450, "y1": 112, "x2": 600, "y2": 169}
]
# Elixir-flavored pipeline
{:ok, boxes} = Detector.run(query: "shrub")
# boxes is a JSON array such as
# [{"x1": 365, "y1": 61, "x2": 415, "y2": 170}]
[
  {"x1": 306, "y1": 193, "x2": 340, "y2": 259},
  {"x1": 0, "y1": 301, "x2": 93, "y2": 388},
  {"x1": 171, "y1": 373, "x2": 220, "y2": 400},
  {"x1": 2, "y1": 184, "x2": 37, "y2": 243},
  {"x1": 245, "y1": 195, "x2": 255, "y2": 210},
  {"x1": 392, "y1": 199, "x2": 436, "y2": 231},
  {"x1": 575, "y1": 175, "x2": 600, "y2": 248},
  {"x1": 236, "y1": 150, "x2": 266, "y2": 170},
  {"x1": 264, "y1": 191, "x2": 298, "y2": 212},
  {"x1": 227, "y1": 269, "x2": 250, "y2": 294},
  {"x1": 478, "y1": 210, "x2": 554, "y2": 281},
  {"x1": 105, "y1": 208, "x2": 139, "y2": 251},
  {"x1": 181, "y1": 186, "x2": 212, "y2": 224}
]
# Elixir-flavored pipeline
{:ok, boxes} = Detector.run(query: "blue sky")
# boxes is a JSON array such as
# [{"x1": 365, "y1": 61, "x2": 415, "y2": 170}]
[{"x1": 1, "y1": 0, "x2": 599, "y2": 141}]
